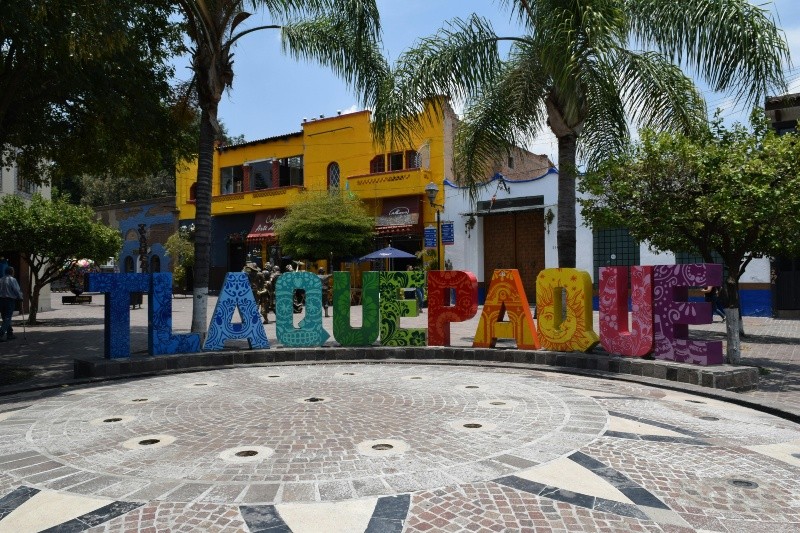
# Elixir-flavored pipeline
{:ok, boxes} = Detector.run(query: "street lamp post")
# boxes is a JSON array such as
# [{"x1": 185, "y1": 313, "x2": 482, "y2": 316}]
[{"x1": 425, "y1": 181, "x2": 443, "y2": 270}]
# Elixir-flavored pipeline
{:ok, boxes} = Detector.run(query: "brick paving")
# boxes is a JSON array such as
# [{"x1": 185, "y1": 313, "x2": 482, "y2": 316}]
[{"x1": 0, "y1": 294, "x2": 798, "y2": 531}]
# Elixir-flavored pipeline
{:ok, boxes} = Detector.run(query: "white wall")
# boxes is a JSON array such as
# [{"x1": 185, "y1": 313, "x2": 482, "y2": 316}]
[
  {"x1": 444, "y1": 168, "x2": 559, "y2": 284},
  {"x1": 445, "y1": 168, "x2": 770, "y2": 286}
]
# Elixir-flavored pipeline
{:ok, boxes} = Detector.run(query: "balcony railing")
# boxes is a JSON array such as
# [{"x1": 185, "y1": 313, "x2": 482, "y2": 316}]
[
  {"x1": 346, "y1": 168, "x2": 431, "y2": 199},
  {"x1": 211, "y1": 185, "x2": 304, "y2": 215}
]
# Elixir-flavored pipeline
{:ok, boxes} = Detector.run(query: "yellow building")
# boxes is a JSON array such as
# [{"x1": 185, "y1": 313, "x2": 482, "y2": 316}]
[{"x1": 176, "y1": 101, "x2": 550, "y2": 290}]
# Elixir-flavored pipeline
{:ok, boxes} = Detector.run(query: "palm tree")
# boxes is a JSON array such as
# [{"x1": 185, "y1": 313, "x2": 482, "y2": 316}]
[
  {"x1": 371, "y1": 0, "x2": 788, "y2": 268},
  {"x1": 176, "y1": 0, "x2": 385, "y2": 334}
]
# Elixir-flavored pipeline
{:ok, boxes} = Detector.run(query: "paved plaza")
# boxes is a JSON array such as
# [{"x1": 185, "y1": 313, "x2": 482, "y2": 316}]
[{"x1": 0, "y1": 294, "x2": 798, "y2": 532}]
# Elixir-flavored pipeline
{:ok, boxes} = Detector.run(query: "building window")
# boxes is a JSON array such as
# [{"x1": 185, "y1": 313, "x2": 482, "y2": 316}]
[
  {"x1": 592, "y1": 228, "x2": 640, "y2": 287},
  {"x1": 276, "y1": 156, "x2": 303, "y2": 187},
  {"x1": 189, "y1": 183, "x2": 197, "y2": 201},
  {"x1": 388, "y1": 152, "x2": 404, "y2": 171},
  {"x1": 124, "y1": 256, "x2": 135, "y2": 273},
  {"x1": 15, "y1": 165, "x2": 34, "y2": 194},
  {"x1": 327, "y1": 162, "x2": 340, "y2": 190},
  {"x1": 370, "y1": 154, "x2": 385, "y2": 174},
  {"x1": 220, "y1": 165, "x2": 244, "y2": 194},
  {"x1": 508, "y1": 156, "x2": 515, "y2": 169},
  {"x1": 405, "y1": 150, "x2": 419, "y2": 169},
  {"x1": 250, "y1": 160, "x2": 272, "y2": 190},
  {"x1": 150, "y1": 255, "x2": 161, "y2": 273}
]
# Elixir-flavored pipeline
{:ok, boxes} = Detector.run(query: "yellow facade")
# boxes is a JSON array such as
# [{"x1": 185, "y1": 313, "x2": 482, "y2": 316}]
[
  {"x1": 177, "y1": 107, "x2": 449, "y2": 221},
  {"x1": 175, "y1": 103, "x2": 458, "y2": 288}
]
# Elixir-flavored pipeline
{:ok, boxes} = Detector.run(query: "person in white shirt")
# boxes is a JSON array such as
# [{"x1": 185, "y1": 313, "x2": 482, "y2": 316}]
[{"x1": 0, "y1": 266, "x2": 23, "y2": 341}]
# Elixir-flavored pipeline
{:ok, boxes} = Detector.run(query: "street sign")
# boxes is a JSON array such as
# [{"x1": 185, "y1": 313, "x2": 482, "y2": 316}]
[
  {"x1": 441, "y1": 221, "x2": 455, "y2": 245},
  {"x1": 424, "y1": 225, "x2": 437, "y2": 248}
]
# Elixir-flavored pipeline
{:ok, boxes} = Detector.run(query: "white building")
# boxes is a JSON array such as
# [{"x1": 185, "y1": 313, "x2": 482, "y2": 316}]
[{"x1": 443, "y1": 168, "x2": 772, "y2": 316}]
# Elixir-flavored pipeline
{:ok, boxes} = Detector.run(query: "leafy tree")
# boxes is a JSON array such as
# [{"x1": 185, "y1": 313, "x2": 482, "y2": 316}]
[
  {"x1": 165, "y1": 229, "x2": 196, "y2": 292},
  {"x1": 275, "y1": 192, "x2": 374, "y2": 260},
  {"x1": 579, "y1": 113, "x2": 800, "y2": 363},
  {"x1": 177, "y1": 0, "x2": 384, "y2": 334},
  {"x1": 371, "y1": 0, "x2": 788, "y2": 269},
  {"x1": 68, "y1": 114, "x2": 250, "y2": 207},
  {"x1": 0, "y1": 195, "x2": 122, "y2": 323},
  {"x1": 0, "y1": 1, "x2": 192, "y2": 184}
]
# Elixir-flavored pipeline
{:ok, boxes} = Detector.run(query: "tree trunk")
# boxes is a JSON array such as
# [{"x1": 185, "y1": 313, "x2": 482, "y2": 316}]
[
  {"x1": 190, "y1": 108, "x2": 215, "y2": 335},
  {"x1": 725, "y1": 308, "x2": 741, "y2": 364},
  {"x1": 557, "y1": 134, "x2": 578, "y2": 268},
  {"x1": 28, "y1": 283, "x2": 40, "y2": 324},
  {"x1": 724, "y1": 273, "x2": 742, "y2": 364}
]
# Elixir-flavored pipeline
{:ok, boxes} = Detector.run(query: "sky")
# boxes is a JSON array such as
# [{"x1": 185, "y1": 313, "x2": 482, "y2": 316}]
[{"x1": 172, "y1": 0, "x2": 800, "y2": 164}]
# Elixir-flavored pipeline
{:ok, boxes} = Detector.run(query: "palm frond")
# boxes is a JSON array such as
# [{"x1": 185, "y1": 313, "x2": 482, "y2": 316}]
[
  {"x1": 614, "y1": 49, "x2": 707, "y2": 137},
  {"x1": 280, "y1": 15, "x2": 386, "y2": 112},
  {"x1": 627, "y1": 0, "x2": 789, "y2": 105},
  {"x1": 371, "y1": 14, "x2": 508, "y2": 148},
  {"x1": 455, "y1": 55, "x2": 549, "y2": 204},
  {"x1": 575, "y1": 57, "x2": 628, "y2": 168}
]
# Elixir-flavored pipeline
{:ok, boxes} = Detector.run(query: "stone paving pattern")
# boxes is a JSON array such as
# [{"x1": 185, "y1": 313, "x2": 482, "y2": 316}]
[{"x1": 0, "y1": 294, "x2": 798, "y2": 531}]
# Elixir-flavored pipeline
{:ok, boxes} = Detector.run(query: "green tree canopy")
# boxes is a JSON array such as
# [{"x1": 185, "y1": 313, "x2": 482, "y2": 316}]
[
  {"x1": 0, "y1": 195, "x2": 122, "y2": 323},
  {"x1": 579, "y1": 113, "x2": 800, "y2": 363},
  {"x1": 275, "y1": 192, "x2": 374, "y2": 260},
  {"x1": 371, "y1": 0, "x2": 788, "y2": 269},
  {"x1": 0, "y1": 1, "x2": 193, "y2": 186}
]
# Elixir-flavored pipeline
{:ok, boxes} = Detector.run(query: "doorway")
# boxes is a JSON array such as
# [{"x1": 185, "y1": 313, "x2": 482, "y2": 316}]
[{"x1": 482, "y1": 210, "x2": 545, "y2": 301}]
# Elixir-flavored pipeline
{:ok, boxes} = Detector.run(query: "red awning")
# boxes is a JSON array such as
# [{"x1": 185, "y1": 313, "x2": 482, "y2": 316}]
[
  {"x1": 246, "y1": 210, "x2": 283, "y2": 243},
  {"x1": 375, "y1": 195, "x2": 421, "y2": 234}
]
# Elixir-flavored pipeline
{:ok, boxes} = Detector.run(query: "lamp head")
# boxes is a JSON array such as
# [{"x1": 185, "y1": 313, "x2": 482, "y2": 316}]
[{"x1": 424, "y1": 181, "x2": 439, "y2": 207}]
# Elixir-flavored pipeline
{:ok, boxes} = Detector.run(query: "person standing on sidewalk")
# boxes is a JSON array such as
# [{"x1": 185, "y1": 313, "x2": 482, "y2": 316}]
[
  {"x1": 701, "y1": 285, "x2": 726, "y2": 322},
  {"x1": 0, "y1": 266, "x2": 23, "y2": 341}
]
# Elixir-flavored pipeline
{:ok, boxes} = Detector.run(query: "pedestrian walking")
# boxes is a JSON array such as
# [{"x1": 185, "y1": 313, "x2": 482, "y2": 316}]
[
  {"x1": 701, "y1": 285, "x2": 726, "y2": 322},
  {"x1": 0, "y1": 266, "x2": 23, "y2": 341}
]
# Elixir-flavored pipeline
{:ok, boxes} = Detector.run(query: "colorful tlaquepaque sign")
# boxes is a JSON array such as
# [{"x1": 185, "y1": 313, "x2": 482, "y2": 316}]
[
  {"x1": 332, "y1": 272, "x2": 379, "y2": 347},
  {"x1": 653, "y1": 264, "x2": 723, "y2": 365},
  {"x1": 86, "y1": 263, "x2": 726, "y2": 366},
  {"x1": 378, "y1": 271, "x2": 427, "y2": 346},
  {"x1": 204, "y1": 272, "x2": 271, "y2": 350},
  {"x1": 598, "y1": 266, "x2": 653, "y2": 357},
  {"x1": 473, "y1": 269, "x2": 539, "y2": 349},
  {"x1": 536, "y1": 268, "x2": 599, "y2": 352},
  {"x1": 427, "y1": 270, "x2": 478, "y2": 346}
]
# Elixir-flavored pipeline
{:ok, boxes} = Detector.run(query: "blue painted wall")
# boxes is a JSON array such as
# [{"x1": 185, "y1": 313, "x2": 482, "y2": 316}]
[{"x1": 96, "y1": 198, "x2": 178, "y2": 273}]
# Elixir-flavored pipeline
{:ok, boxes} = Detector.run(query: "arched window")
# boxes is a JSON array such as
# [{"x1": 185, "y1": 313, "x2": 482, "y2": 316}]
[
  {"x1": 327, "y1": 162, "x2": 340, "y2": 190},
  {"x1": 150, "y1": 255, "x2": 161, "y2": 273},
  {"x1": 124, "y1": 256, "x2": 135, "y2": 273},
  {"x1": 189, "y1": 183, "x2": 197, "y2": 201}
]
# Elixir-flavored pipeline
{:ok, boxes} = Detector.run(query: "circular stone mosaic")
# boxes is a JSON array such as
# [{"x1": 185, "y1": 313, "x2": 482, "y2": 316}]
[{"x1": 6, "y1": 364, "x2": 608, "y2": 504}]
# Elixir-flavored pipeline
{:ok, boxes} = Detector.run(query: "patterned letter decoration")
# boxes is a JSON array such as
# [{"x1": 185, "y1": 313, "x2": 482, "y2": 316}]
[
  {"x1": 379, "y1": 271, "x2": 427, "y2": 346},
  {"x1": 203, "y1": 272, "x2": 270, "y2": 351},
  {"x1": 473, "y1": 269, "x2": 540, "y2": 350},
  {"x1": 653, "y1": 264, "x2": 722, "y2": 365},
  {"x1": 536, "y1": 268, "x2": 599, "y2": 352},
  {"x1": 274, "y1": 271, "x2": 330, "y2": 347},
  {"x1": 428, "y1": 270, "x2": 478, "y2": 346},
  {"x1": 86, "y1": 272, "x2": 151, "y2": 358},
  {"x1": 149, "y1": 273, "x2": 201, "y2": 355},
  {"x1": 332, "y1": 271, "x2": 379, "y2": 346},
  {"x1": 598, "y1": 266, "x2": 654, "y2": 357}
]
